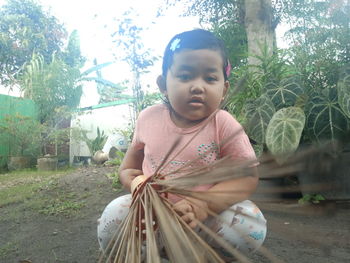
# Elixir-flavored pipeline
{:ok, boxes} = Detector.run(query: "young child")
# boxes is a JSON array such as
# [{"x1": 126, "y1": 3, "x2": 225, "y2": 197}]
[{"x1": 97, "y1": 29, "x2": 266, "y2": 260}]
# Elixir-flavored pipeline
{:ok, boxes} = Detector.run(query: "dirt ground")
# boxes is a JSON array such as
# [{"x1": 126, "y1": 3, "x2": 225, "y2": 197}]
[{"x1": 0, "y1": 165, "x2": 349, "y2": 263}]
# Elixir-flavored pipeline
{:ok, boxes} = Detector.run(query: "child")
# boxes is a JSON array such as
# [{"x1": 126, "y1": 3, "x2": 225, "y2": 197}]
[{"x1": 97, "y1": 29, "x2": 266, "y2": 260}]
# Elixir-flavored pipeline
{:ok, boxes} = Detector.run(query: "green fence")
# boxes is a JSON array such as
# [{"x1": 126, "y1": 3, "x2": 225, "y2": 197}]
[{"x1": 0, "y1": 94, "x2": 38, "y2": 168}]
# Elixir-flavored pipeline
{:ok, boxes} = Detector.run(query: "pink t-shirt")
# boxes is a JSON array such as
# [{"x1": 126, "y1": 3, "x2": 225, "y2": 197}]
[{"x1": 131, "y1": 104, "x2": 256, "y2": 202}]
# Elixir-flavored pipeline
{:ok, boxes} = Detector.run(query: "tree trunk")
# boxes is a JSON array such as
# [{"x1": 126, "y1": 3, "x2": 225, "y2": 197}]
[{"x1": 244, "y1": 0, "x2": 275, "y2": 68}]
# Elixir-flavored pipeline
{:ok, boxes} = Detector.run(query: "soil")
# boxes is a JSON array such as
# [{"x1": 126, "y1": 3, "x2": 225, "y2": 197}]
[{"x1": 0, "y1": 165, "x2": 349, "y2": 263}]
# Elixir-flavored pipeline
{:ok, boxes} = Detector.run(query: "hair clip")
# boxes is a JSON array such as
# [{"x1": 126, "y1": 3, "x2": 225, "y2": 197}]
[{"x1": 169, "y1": 38, "x2": 181, "y2": 51}]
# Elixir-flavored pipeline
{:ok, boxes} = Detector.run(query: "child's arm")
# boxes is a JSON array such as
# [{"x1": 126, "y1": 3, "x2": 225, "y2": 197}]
[
  {"x1": 118, "y1": 146, "x2": 144, "y2": 192},
  {"x1": 173, "y1": 167, "x2": 258, "y2": 228},
  {"x1": 206, "y1": 167, "x2": 259, "y2": 213}
]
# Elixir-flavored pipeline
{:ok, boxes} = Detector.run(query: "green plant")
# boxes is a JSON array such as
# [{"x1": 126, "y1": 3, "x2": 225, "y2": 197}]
[
  {"x1": 0, "y1": 0, "x2": 71, "y2": 86},
  {"x1": 82, "y1": 127, "x2": 108, "y2": 156},
  {"x1": 238, "y1": 44, "x2": 350, "y2": 163},
  {"x1": 105, "y1": 151, "x2": 125, "y2": 167},
  {"x1": 111, "y1": 9, "x2": 159, "y2": 125},
  {"x1": 0, "y1": 242, "x2": 18, "y2": 257},
  {"x1": 20, "y1": 53, "x2": 83, "y2": 124},
  {"x1": 20, "y1": 41, "x2": 121, "y2": 120},
  {"x1": 107, "y1": 172, "x2": 122, "y2": 190},
  {"x1": 0, "y1": 114, "x2": 41, "y2": 157},
  {"x1": 137, "y1": 92, "x2": 162, "y2": 113},
  {"x1": 298, "y1": 194, "x2": 325, "y2": 205},
  {"x1": 39, "y1": 198, "x2": 85, "y2": 217},
  {"x1": 105, "y1": 151, "x2": 125, "y2": 190},
  {"x1": 113, "y1": 125, "x2": 134, "y2": 145}
]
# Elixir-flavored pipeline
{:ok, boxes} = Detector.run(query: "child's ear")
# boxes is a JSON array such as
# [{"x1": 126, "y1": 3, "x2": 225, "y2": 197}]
[{"x1": 157, "y1": 75, "x2": 167, "y2": 95}]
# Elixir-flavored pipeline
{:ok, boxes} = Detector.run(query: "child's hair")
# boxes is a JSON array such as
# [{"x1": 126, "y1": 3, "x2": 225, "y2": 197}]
[{"x1": 161, "y1": 29, "x2": 230, "y2": 81}]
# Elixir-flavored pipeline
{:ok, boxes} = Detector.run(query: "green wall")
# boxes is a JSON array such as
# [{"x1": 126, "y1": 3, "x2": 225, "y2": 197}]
[{"x1": 0, "y1": 94, "x2": 38, "y2": 168}]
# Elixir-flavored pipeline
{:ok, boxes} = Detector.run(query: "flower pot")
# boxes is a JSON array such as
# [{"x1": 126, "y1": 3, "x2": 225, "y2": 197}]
[
  {"x1": 298, "y1": 152, "x2": 350, "y2": 200},
  {"x1": 92, "y1": 150, "x2": 109, "y2": 164},
  {"x1": 37, "y1": 156, "x2": 58, "y2": 171}
]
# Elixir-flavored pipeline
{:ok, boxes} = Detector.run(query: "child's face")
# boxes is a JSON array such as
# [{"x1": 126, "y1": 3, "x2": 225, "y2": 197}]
[{"x1": 159, "y1": 49, "x2": 229, "y2": 128}]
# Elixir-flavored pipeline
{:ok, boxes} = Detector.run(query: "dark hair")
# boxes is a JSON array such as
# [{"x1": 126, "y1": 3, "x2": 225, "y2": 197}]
[{"x1": 161, "y1": 29, "x2": 230, "y2": 80}]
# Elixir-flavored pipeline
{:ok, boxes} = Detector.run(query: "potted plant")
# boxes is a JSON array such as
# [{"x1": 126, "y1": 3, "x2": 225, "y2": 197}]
[
  {"x1": 0, "y1": 113, "x2": 41, "y2": 170},
  {"x1": 36, "y1": 124, "x2": 68, "y2": 171},
  {"x1": 36, "y1": 108, "x2": 76, "y2": 171},
  {"x1": 82, "y1": 127, "x2": 108, "y2": 164}
]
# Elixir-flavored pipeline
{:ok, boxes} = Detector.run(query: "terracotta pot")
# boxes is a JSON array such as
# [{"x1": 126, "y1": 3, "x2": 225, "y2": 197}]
[{"x1": 92, "y1": 150, "x2": 108, "y2": 164}]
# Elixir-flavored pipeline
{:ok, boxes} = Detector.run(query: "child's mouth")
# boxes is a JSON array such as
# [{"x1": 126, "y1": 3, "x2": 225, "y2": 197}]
[
  {"x1": 188, "y1": 97, "x2": 204, "y2": 106},
  {"x1": 188, "y1": 100, "x2": 204, "y2": 107}
]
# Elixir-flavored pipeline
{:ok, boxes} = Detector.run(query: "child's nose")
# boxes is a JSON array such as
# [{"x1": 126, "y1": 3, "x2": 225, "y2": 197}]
[{"x1": 190, "y1": 80, "x2": 205, "y2": 94}]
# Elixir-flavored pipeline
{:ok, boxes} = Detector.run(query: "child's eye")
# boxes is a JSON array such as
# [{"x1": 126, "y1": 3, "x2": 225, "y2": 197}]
[
  {"x1": 206, "y1": 76, "x2": 218, "y2": 82},
  {"x1": 178, "y1": 74, "x2": 192, "y2": 81}
]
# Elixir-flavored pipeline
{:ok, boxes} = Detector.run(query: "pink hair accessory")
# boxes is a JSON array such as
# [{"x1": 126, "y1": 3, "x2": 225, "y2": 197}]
[{"x1": 225, "y1": 60, "x2": 232, "y2": 78}]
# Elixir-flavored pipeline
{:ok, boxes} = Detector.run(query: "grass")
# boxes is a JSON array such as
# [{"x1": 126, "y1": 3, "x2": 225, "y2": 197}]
[
  {"x1": 0, "y1": 242, "x2": 18, "y2": 258},
  {"x1": 104, "y1": 154, "x2": 124, "y2": 190},
  {"x1": 0, "y1": 165, "x2": 120, "y2": 220},
  {"x1": 0, "y1": 168, "x2": 74, "y2": 208},
  {"x1": 38, "y1": 192, "x2": 86, "y2": 217},
  {"x1": 106, "y1": 172, "x2": 122, "y2": 189},
  {"x1": 39, "y1": 198, "x2": 85, "y2": 216}
]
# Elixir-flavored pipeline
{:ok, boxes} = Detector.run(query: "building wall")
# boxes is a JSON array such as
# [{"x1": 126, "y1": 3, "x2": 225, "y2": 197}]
[{"x1": 69, "y1": 103, "x2": 132, "y2": 163}]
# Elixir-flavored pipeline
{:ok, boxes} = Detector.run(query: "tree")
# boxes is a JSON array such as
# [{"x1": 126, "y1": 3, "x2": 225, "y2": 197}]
[
  {"x1": 111, "y1": 9, "x2": 158, "y2": 125},
  {"x1": 61, "y1": 29, "x2": 86, "y2": 69},
  {"x1": 0, "y1": 0, "x2": 69, "y2": 86},
  {"x1": 92, "y1": 58, "x2": 131, "y2": 104},
  {"x1": 20, "y1": 53, "x2": 81, "y2": 123},
  {"x1": 168, "y1": 0, "x2": 277, "y2": 69},
  {"x1": 244, "y1": 0, "x2": 275, "y2": 68},
  {"x1": 184, "y1": 0, "x2": 248, "y2": 69},
  {"x1": 280, "y1": 0, "x2": 349, "y2": 91},
  {"x1": 20, "y1": 52, "x2": 124, "y2": 124}
]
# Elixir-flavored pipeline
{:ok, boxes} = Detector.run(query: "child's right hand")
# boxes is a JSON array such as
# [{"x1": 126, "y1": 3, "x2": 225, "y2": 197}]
[
  {"x1": 119, "y1": 168, "x2": 143, "y2": 192},
  {"x1": 173, "y1": 197, "x2": 209, "y2": 229}
]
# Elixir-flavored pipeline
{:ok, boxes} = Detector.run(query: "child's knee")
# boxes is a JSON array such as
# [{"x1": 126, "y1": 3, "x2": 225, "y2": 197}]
[
  {"x1": 218, "y1": 200, "x2": 267, "y2": 253},
  {"x1": 97, "y1": 194, "x2": 132, "y2": 251}
]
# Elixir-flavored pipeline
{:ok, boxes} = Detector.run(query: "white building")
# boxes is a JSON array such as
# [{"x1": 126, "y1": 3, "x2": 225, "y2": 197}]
[{"x1": 69, "y1": 100, "x2": 132, "y2": 164}]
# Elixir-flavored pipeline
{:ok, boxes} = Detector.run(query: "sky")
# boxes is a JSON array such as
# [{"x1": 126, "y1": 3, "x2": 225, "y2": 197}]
[{"x1": 0, "y1": 0, "x2": 200, "y2": 106}]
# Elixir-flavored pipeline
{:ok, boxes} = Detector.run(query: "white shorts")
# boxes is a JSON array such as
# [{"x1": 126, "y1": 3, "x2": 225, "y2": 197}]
[{"x1": 97, "y1": 194, "x2": 266, "y2": 257}]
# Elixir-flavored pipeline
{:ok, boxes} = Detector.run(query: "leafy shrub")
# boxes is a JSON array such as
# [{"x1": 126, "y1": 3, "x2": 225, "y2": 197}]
[
  {"x1": 0, "y1": 114, "x2": 41, "y2": 157},
  {"x1": 228, "y1": 45, "x2": 350, "y2": 163}
]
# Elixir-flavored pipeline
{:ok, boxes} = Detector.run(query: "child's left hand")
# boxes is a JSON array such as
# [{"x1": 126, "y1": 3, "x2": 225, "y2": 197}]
[{"x1": 173, "y1": 197, "x2": 208, "y2": 228}]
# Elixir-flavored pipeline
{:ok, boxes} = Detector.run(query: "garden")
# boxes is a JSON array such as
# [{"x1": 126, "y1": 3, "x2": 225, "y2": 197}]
[{"x1": 0, "y1": 0, "x2": 349, "y2": 262}]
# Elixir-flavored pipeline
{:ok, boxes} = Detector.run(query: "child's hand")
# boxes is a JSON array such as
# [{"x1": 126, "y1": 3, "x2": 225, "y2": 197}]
[
  {"x1": 130, "y1": 175, "x2": 148, "y2": 194},
  {"x1": 173, "y1": 197, "x2": 209, "y2": 228},
  {"x1": 119, "y1": 169, "x2": 143, "y2": 192}
]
